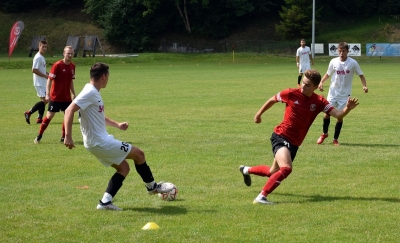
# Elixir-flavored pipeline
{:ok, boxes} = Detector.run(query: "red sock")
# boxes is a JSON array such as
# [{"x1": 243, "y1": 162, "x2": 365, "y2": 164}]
[
  {"x1": 39, "y1": 117, "x2": 51, "y2": 135},
  {"x1": 249, "y1": 165, "x2": 271, "y2": 177},
  {"x1": 262, "y1": 167, "x2": 292, "y2": 195},
  {"x1": 61, "y1": 122, "x2": 65, "y2": 138}
]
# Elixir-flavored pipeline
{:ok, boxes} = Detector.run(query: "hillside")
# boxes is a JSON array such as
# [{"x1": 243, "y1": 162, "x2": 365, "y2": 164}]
[{"x1": 1, "y1": 7, "x2": 400, "y2": 56}]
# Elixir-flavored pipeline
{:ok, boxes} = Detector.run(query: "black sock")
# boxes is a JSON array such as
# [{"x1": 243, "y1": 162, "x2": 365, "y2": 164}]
[
  {"x1": 135, "y1": 162, "x2": 154, "y2": 183},
  {"x1": 31, "y1": 101, "x2": 45, "y2": 115},
  {"x1": 297, "y1": 75, "x2": 302, "y2": 84},
  {"x1": 38, "y1": 102, "x2": 45, "y2": 119},
  {"x1": 105, "y1": 173, "x2": 125, "y2": 197},
  {"x1": 323, "y1": 117, "x2": 330, "y2": 134},
  {"x1": 334, "y1": 121, "x2": 343, "y2": 140}
]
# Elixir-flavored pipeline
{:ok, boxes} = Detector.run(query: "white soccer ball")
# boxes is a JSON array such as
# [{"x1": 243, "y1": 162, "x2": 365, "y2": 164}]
[{"x1": 158, "y1": 183, "x2": 178, "y2": 201}]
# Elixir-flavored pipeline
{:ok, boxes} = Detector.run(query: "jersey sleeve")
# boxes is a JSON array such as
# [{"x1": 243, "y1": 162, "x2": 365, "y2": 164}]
[
  {"x1": 48, "y1": 62, "x2": 58, "y2": 80},
  {"x1": 74, "y1": 89, "x2": 95, "y2": 111},
  {"x1": 275, "y1": 89, "x2": 290, "y2": 103},
  {"x1": 32, "y1": 56, "x2": 40, "y2": 70},
  {"x1": 353, "y1": 61, "x2": 363, "y2": 76},
  {"x1": 326, "y1": 59, "x2": 335, "y2": 76}
]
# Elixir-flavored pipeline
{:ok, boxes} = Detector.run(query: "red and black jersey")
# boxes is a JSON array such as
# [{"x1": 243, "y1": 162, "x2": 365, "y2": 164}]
[
  {"x1": 274, "y1": 88, "x2": 334, "y2": 146},
  {"x1": 48, "y1": 60, "x2": 75, "y2": 102}
]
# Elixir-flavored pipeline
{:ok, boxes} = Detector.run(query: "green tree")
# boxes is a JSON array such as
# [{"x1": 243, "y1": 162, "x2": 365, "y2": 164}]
[{"x1": 275, "y1": 0, "x2": 315, "y2": 40}]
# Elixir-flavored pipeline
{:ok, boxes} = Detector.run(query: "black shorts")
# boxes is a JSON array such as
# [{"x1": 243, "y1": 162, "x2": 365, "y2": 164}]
[
  {"x1": 270, "y1": 132, "x2": 299, "y2": 162},
  {"x1": 48, "y1": 101, "x2": 71, "y2": 112}
]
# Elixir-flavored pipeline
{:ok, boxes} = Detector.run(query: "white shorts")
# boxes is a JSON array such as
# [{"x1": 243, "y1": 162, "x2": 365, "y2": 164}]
[
  {"x1": 35, "y1": 86, "x2": 46, "y2": 98},
  {"x1": 299, "y1": 64, "x2": 311, "y2": 74},
  {"x1": 327, "y1": 95, "x2": 348, "y2": 110},
  {"x1": 86, "y1": 138, "x2": 132, "y2": 167}
]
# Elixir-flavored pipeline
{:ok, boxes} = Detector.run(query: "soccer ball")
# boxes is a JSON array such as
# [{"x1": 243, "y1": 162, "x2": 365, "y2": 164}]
[{"x1": 158, "y1": 183, "x2": 178, "y2": 201}]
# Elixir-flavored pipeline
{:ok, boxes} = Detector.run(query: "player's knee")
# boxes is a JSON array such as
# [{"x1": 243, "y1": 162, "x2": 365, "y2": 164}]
[
  {"x1": 280, "y1": 167, "x2": 292, "y2": 178},
  {"x1": 131, "y1": 147, "x2": 145, "y2": 161}
]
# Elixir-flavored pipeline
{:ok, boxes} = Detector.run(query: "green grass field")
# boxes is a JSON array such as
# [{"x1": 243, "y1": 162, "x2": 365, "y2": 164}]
[{"x1": 1, "y1": 54, "x2": 400, "y2": 242}]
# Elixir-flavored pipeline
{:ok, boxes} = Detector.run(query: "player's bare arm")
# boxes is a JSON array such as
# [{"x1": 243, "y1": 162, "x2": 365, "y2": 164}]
[
  {"x1": 318, "y1": 74, "x2": 329, "y2": 91},
  {"x1": 45, "y1": 78, "x2": 52, "y2": 101},
  {"x1": 254, "y1": 96, "x2": 279, "y2": 124},
  {"x1": 32, "y1": 68, "x2": 48, "y2": 78},
  {"x1": 328, "y1": 97, "x2": 359, "y2": 119},
  {"x1": 359, "y1": 75, "x2": 368, "y2": 93},
  {"x1": 105, "y1": 117, "x2": 129, "y2": 131},
  {"x1": 64, "y1": 102, "x2": 80, "y2": 149},
  {"x1": 70, "y1": 80, "x2": 76, "y2": 99}
]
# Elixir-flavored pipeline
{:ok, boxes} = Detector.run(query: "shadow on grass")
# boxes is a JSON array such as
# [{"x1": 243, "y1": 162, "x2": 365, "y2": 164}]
[
  {"x1": 339, "y1": 143, "x2": 400, "y2": 148},
  {"x1": 275, "y1": 192, "x2": 400, "y2": 203},
  {"x1": 124, "y1": 205, "x2": 188, "y2": 215}
]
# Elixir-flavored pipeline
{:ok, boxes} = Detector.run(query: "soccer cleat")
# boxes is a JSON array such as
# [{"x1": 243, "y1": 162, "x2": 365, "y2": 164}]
[
  {"x1": 333, "y1": 139, "x2": 340, "y2": 146},
  {"x1": 24, "y1": 111, "x2": 31, "y2": 124},
  {"x1": 147, "y1": 182, "x2": 174, "y2": 195},
  {"x1": 96, "y1": 201, "x2": 122, "y2": 211},
  {"x1": 253, "y1": 196, "x2": 274, "y2": 205},
  {"x1": 317, "y1": 133, "x2": 328, "y2": 144},
  {"x1": 36, "y1": 118, "x2": 43, "y2": 124},
  {"x1": 60, "y1": 137, "x2": 65, "y2": 143},
  {"x1": 34, "y1": 134, "x2": 42, "y2": 144},
  {"x1": 239, "y1": 165, "x2": 252, "y2": 186}
]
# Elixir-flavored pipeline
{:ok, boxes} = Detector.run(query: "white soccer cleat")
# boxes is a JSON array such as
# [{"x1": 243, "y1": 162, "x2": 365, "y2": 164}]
[
  {"x1": 147, "y1": 182, "x2": 174, "y2": 195},
  {"x1": 253, "y1": 195, "x2": 274, "y2": 205},
  {"x1": 96, "y1": 201, "x2": 122, "y2": 211}
]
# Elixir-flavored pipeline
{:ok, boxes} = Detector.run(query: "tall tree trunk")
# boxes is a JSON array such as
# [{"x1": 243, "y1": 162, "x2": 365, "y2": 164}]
[{"x1": 176, "y1": 0, "x2": 191, "y2": 33}]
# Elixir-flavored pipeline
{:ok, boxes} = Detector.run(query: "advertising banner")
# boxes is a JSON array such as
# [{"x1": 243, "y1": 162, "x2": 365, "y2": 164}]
[
  {"x1": 366, "y1": 43, "x2": 400, "y2": 56},
  {"x1": 9, "y1": 21, "x2": 25, "y2": 57},
  {"x1": 328, "y1": 43, "x2": 361, "y2": 56}
]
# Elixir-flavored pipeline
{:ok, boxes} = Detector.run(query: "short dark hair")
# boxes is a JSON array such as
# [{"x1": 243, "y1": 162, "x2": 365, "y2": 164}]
[
  {"x1": 304, "y1": 69, "x2": 321, "y2": 86},
  {"x1": 39, "y1": 40, "x2": 47, "y2": 46},
  {"x1": 338, "y1": 42, "x2": 349, "y2": 51},
  {"x1": 90, "y1": 63, "x2": 109, "y2": 81},
  {"x1": 300, "y1": 39, "x2": 305, "y2": 42}
]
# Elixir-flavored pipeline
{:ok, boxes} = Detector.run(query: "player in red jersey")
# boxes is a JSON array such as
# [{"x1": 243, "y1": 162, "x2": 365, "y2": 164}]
[
  {"x1": 239, "y1": 69, "x2": 359, "y2": 204},
  {"x1": 34, "y1": 46, "x2": 76, "y2": 144}
]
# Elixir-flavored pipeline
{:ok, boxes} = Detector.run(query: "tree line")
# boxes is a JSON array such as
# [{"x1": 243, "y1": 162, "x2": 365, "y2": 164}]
[{"x1": 1, "y1": 0, "x2": 399, "y2": 52}]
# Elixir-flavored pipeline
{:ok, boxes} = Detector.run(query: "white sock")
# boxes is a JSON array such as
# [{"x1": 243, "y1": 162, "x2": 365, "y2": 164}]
[
  {"x1": 101, "y1": 192, "x2": 113, "y2": 204},
  {"x1": 146, "y1": 181, "x2": 156, "y2": 189},
  {"x1": 243, "y1": 166, "x2": 250, "y2": 175}
]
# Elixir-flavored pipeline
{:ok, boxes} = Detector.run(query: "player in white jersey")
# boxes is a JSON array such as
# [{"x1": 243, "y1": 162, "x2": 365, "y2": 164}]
[
  {"x1": 63, "y1": 63, "x2": 174, "y2": 211},
  {"x1": 317, "y1": 42, "x2": 368, "y2": 145},
  {"x1": 24, "y1": 40, "x2": 49, "y2": 124},
  {"x1": 296, "y1": 39, "x2": 314, "y2": 87}
]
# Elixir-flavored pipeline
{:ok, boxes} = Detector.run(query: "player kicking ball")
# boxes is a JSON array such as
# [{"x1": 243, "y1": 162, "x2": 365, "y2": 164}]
[
  {"x1": 63, "y1": 63, "x2": 173, "y2": 210},
  {"x1": 239, "y1": 69, "x2": 359, "y2": 205}
]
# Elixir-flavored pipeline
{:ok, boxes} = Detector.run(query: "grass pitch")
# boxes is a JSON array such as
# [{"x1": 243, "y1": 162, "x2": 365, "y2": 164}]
[{"x1": 0, "y1": 54, "x2": 399, "y2": 242}]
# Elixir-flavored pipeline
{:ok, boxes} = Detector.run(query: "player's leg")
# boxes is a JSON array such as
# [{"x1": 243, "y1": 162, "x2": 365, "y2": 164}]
[
  {"x1": 34, "y1": 102, "x2": 57, "y2": 143},
  {"x1": 254, "y1": 133, "x2": 296, "y2": 204},
  {"x1": 24, "y1": 86, "x2": 46, "y2": 124},
  {"x1": 298, "y1": 72, "x2": 303, "y2": 87},
  {"x1": 332, "y1": 98, "x2": 347, "y2": 145},
  {"x1": 97, "y1": 160, "x2": 129, "y2": 211},
  {"x1": 36, "y1": 96, "x2": 48, "y2": 124},
  {"x1": 125, "y1": 145, "x2": 174, "y2": 194}
]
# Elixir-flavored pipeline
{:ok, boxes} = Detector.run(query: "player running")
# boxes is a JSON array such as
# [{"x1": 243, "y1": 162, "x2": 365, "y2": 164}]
[{"x1": 239, "y1": 69, "x2": 359, "y2": 204}]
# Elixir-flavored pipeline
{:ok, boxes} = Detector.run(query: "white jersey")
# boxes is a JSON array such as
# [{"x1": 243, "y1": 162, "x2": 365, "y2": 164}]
[
  {"x1": 296, "y1": 46, "x2": 311, "y2": 69},
  {"x1": 326, "y1": 57, "x2": 363, "y2": 99},
  {"x1": 74, "y1": 83, "x2": 112, "y2": 148},
  {"x1": 32, "y1": 52, "x2": 47, "y2": 87}
]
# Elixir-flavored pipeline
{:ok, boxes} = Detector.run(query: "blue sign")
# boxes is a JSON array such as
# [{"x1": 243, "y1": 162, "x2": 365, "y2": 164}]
[{"x1": 366, "y1": 43, "x2": 400, "y2": 56}]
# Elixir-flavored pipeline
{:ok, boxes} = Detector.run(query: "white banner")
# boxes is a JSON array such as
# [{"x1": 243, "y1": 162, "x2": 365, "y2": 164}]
[
  {"x1": 328, "y1": 43, "x2": 361, "y2": 56},
  {"x1": 311, "y1": 43, "x2": 324, "y2": 54}
]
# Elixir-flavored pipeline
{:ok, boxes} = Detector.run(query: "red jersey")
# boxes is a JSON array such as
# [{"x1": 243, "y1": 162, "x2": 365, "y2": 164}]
[
  {"x1": 274, "y1": 88, "x2": 334, "y2": 146},
  {"x1": 48, "y1": 60, "x2": 75, "y2": 102}
]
